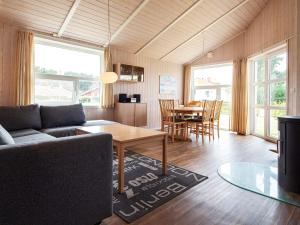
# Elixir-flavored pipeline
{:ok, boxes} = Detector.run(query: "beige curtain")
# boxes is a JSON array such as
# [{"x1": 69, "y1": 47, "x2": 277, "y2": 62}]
[
  {"x1": 183, "y1": 64, "x2": 191, "y2": 105},
  {"x1": 101, "y1": 47, "x2": 114, "y2": 108},
  {"x1": 231, "y1": 58, "x2": 249, "y2": 135},
  {"x1": 15, "y1": 31, "x2": 34, "y2": 105}
]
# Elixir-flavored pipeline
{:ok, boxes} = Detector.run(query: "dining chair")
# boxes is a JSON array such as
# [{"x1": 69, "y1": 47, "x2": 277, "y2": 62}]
[
  {"x1": 196, "y1": 100, "x2": 216, "y2": 142},
  {"x1": 174, "y1": 99, "x2": 180, "y2": 108},
  {"x1": 185, "y1": 100, "x2": 204, "y2": 120},
  {"x1": 212, "y1": 100, "x2": 223, "y2": 139},
  {"x1": 187, "y1": 100, "x2": 216, "y2": 142},
  {"x1": 159, "y1": 99, "x2": 187, "y2": 142},
  {"x1": 187, "y1": 100, "x2": 204, "y2": 107}
]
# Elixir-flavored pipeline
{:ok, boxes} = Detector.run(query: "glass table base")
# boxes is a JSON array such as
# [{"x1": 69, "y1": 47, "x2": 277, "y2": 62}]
[{"x1": 218, "y1": 162, "x2": 300, "y2": 207}]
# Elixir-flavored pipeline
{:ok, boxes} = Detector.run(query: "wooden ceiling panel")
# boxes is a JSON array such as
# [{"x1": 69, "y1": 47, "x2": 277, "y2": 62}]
[
  {"x1": 0, "y1": 7, "x2": 63, "y2": 30},
  {"x1": 0, "y1": 0, "x2": 73, "y2": 33},
  {"x1": 137, "y1": 0, "x2": 246, "y2": 59},
  {"x1": 64, "y1": 0, "x2": 143, "y2": 45},
  {"x1": 162, "y1": 0, "x2": 268, "y2": 64},
  {"x1": 111, "y1": 0, "x2": 198, "y2": 52},
  {"x1": 0, "y1": 0, "x2": 269, "y2": 64}
]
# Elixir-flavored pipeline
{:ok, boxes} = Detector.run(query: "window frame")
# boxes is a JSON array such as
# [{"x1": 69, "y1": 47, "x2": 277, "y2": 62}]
[
  {"x1": 249, "y1": 45, "x2": 288, "y2": 141},
  {"x1": 33, "y1": 37, "x2": 104, "y2": 107}
]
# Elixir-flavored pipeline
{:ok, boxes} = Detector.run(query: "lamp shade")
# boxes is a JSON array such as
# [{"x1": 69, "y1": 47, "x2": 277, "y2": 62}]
[
  {"x1": 100, "y1": 71, "x2": 118, "y2": 84},
  {"x1": 207, "y1": 51, "x2": 214, "y2": 58}
]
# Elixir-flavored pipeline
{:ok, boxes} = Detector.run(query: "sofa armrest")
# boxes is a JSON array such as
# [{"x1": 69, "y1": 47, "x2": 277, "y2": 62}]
[{"x1": 0, "y1": 133, "x2": 113, "y2": 225}]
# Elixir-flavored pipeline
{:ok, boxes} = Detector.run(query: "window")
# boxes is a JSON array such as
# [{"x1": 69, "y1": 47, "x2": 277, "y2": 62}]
[
  {"x1": 34, "y1": 37, "x2": 103, "y2": 106},
  {"x1": 191, "y1": 63, "x2": 233, "y2": 130},
  {"x1": 250, "y1": 46, "x2": 287, "y2": 140}
]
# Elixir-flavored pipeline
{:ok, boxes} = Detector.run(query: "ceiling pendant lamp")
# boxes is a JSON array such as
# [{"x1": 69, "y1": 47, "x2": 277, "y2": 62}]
[
  {"x1": 100, "y1": 0, "x2": 118, "y2": 84},
  {"x1": 100, "y1": 71, "x2": 118, "y2": 84}
]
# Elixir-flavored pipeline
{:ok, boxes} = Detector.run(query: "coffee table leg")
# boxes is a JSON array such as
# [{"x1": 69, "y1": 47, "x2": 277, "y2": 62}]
[
  {"x1": 117, "y1": 144, "x2": 125, "y2": 193},
  {"x1": 162, "y1": 134, "x2": 168, "y2": 175}
]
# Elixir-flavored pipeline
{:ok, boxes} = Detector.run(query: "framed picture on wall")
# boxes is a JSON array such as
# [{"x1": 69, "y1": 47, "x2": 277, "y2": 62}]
[{"x1": 159, "y1": 74, "x2": 177, "y2": 96}]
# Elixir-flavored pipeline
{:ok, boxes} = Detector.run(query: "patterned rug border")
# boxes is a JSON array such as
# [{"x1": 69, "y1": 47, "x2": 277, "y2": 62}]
[{"x1": 112, "y1": 151, "x2": 208, "y2": 223}]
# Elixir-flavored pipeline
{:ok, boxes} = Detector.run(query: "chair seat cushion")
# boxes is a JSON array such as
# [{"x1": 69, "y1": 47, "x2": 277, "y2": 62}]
[
  {"x1": 0, "y1": 125, "x2": 15, "y2": 145},
  {"x1": 187, "y1": 117, "x2": 203, "y2": 122},
  {"x1": 175, "y1": 118, "x2": 187, "y2": 123}
]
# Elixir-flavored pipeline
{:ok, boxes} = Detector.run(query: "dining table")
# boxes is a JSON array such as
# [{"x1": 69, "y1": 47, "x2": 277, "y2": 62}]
[
  {"x1": 173, "y1": 106, "x2": 204, "y2": 115},
  {"x1": 172, "y1": 106, "x2": 204, "y2": 141},
  {"x1": 174, "y1": 106, "x2": 203, "y2": 114}
]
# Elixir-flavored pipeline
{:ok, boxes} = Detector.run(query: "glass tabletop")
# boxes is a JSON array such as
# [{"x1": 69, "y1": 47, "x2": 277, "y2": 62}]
[{"x1": 218, "y1": 162, "x2": 300, "y2": 207}]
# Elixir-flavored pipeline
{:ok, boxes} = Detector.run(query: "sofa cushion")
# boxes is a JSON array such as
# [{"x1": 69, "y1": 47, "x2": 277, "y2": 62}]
[
  {"x1": 83, "y1": 120, "x2": 117, "y2": 127},
  {"x1": 9, "y1": 129, "x2": 41, "y2": 138},
  {"x1": 40, "y1": 104, "x2": 86, "y2": 129},
  {"x1": 13, "y1": 133, "x2": 56, "y2": 144},
  {"x1": 0, "y1": 104, "x2": 41, "y2": 131},
  {"x1": 41, "y1": 126, "x2": 82, "y2": 138},
  {"x1": 0, "y1": 125, "x2": 15, "y2": 145}
]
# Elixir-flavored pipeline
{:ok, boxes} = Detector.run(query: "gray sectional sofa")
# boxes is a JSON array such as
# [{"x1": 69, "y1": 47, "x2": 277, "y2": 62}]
[{"x1": 0, "y1": 104, "x2": 115, "y2": 225}]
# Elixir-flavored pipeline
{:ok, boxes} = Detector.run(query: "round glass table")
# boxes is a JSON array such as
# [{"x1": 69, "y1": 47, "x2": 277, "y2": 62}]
[{"x1": 218, "y1": 162, "x2": 300, "y2": 207}]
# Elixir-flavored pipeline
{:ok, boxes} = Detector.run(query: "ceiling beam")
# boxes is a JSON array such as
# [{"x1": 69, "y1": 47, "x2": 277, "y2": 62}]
[
  {"x1": 109, "y1": 0, "x2": 151, "y2": 44},
  {"x1": 57, "y1": 0, "x2": 81, "y2": 37},
  {"x1": 159, "y1": 0, "x2": 251, "y2": 60},
  {"x1": 134, "y1": 0, "x2": 205, "y2": 55},
  {"x1": 188, "y1": 30, "x2": 246, "y2": 65}
]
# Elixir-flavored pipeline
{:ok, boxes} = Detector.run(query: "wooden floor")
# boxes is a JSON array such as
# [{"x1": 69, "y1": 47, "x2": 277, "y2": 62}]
[{"x1": 104, "y1": 131, "x2": 300, "y2": 225}]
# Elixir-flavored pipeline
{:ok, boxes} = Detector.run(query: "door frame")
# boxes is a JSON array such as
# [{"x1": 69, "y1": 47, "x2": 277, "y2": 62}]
[
  {"x1": 249, "y1": 45, "x2": 288, "y2": 142},
  {"x1": 191, "y1": 63, "x2": 233, "y2": 130}
]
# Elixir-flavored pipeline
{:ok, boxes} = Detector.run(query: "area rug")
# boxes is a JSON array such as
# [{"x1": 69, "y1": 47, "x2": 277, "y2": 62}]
[
  {"x1": 218, "y1": 162, "x2": 300, "y2": 207},
  {"x1": 113, "y1": 151, "x2": 208, "y2": 223}
]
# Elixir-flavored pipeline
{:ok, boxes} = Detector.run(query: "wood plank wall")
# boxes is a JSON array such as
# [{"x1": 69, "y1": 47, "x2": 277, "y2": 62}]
[
  {"x1": 192, "y1": 33, "x2": 245, "y2": 66},
  {"x1": 111, "y1": 48, "x2": 184, "y2": 129},
  {"x1": 0, "y1": 21, "x2": 183, "y2": 128},
  {"x1": 0, "y1": 22, "x2": 18, "y2": 106},
  {"x1": 191, "y1": 0, "x2": 297, "y2": 114},
  {"x1": 85, "y1": 49, "x2": 184, "y2": 129}
]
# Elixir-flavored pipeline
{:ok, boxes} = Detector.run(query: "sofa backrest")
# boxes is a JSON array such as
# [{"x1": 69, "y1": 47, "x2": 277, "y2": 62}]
[
  {"x1": 0, "y1": 104, "x2": 42, "y2": 131},
  {"x1": 40, "y1": 104, "x2": 86, "y2": 129}
]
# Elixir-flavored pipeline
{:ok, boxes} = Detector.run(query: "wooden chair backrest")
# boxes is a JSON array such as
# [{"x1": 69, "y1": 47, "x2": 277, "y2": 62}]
[
  {"x1": 187, "y1": 100, "x2": 204, "y2": 107},
  {"x1": 159, "y1": 99, "x2": 176, "y2": 122},
  {"x1": 174, "y1": 99, "x2": 180, "y2": 108},
  {"x1": 202, "y1": 100, "x2": 216, "y2": 122},
  {"x1": 214, "y1": 100, "x2": 223, "y2": 121}
]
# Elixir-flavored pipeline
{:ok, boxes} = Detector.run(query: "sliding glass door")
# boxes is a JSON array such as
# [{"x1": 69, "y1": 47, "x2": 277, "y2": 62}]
[
  {"x1": 191, "y1": 63, "x2": 233, "y2": 130},
  {"x1": 250, "y1": 46, "x2": 287, "y2": 140}
]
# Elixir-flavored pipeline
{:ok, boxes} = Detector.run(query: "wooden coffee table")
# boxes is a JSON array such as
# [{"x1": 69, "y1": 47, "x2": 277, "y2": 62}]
[{"x1": 76, "y1": 124, "x2": 168, "y2": 193}]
